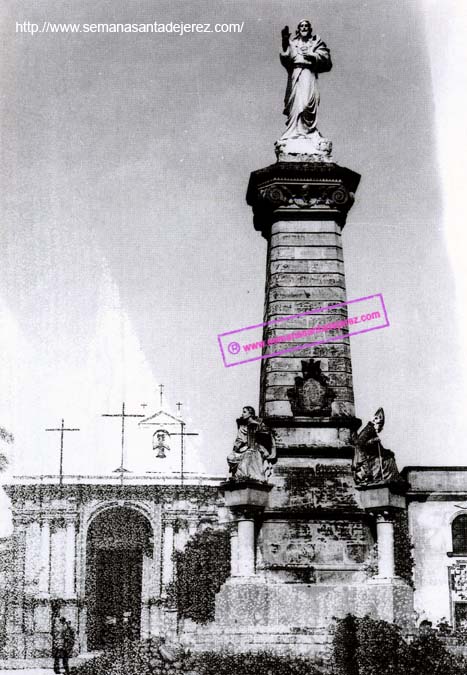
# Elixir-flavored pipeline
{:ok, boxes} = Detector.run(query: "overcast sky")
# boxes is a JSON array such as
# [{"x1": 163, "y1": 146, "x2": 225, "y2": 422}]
[{"x1": 1, "y1": 0, "x2": 467, "y2": 491}]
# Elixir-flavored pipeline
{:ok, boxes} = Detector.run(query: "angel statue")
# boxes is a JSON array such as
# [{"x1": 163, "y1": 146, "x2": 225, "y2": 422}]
[
  {"x1": 352, "y1": 408, "x2": 404, "y2": 486},
  {"x1": 227, "y1": 406, "x2": 276, "y2": 482}
]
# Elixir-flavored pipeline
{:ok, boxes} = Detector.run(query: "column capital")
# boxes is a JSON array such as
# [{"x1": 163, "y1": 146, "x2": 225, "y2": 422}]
[
  {"x1": 162, "y1": 516, "x2": 176, "y2": 528},
  {"x1": 375, "y1": 510, "x2": 394, "y2": 524},
  {"x1": 50, "y1": 517, "x2": 66, "y2": 533},
  {"x1": 64, "y1": 513, "x2": 78, "y2": 526},
  {"x1": 247, "y1": 162, "x2": 361, "y2": 236},
  {"x1": 227, "y1": 520, "x2": 239, "y2": 533},
  {"x1": 232, "y1": 507, "x2": 260, "y2": 520},
  {"x1": 12, "y1": 515, "x2": 31, "y2": 527}
]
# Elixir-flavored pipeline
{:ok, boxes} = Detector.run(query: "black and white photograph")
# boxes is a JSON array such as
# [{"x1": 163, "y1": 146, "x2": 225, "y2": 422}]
[{"x1": 1, "y1": 1, "x2": 467, "y2": 673}]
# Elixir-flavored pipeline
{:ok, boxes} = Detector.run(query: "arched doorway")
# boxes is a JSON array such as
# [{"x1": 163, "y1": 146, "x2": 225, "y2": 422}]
[{"x1": 85, "y1": 507, "x2": 153, "y2": 650}]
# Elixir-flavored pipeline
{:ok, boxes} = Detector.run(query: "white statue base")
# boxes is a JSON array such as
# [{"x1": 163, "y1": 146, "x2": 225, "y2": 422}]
[{"x1": 275, "y1": 132, "x2": 333, "y2": 163}]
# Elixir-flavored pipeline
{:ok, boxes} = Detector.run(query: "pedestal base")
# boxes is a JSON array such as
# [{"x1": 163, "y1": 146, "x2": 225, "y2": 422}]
[
  {"x1": 357, "y1": 485, "x2": 407, "y2": 510},
  {"x1": 215, "y1": 577, "x2": 414, "y2": 631},
  {"x1": 275, "y1": 134, "x2": 333, "y2": 163},
  {"x1": 180, "y1": 622, "x2": 333, "y2": 659},
  {"x1": 221, "y1": 480, "x2": 272, "y2": 509}
]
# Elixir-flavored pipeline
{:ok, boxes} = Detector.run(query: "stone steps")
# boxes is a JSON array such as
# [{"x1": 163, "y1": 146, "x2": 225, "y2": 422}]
[{"x1": 179, "y1": 623, "x2": 333, "y2": 658}]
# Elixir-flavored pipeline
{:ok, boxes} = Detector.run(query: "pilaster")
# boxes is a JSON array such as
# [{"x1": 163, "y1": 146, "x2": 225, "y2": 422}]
[
  {"x1": 162, "y1": 519, "x2": 174, "y2": 589},
  {"x1": 38, "y1": 518, "x2": 51, "y2": 596},
  {"x1": 64, "y1": 516, "x2": 76, "y2": 598}
]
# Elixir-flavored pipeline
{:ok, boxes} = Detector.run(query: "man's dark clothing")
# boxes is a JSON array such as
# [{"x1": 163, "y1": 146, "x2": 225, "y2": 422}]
[
  {"x1": 53, "y1": 621, "x2": 75, "y2": 674},
  {"x1": 53, "y1": 651, "x2": 70, "y2": 675}
]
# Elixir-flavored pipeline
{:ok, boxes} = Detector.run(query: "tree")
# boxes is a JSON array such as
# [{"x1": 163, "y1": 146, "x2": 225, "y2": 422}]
[{"x1": 0, "y1": 426, "x2": 14, "y2": 472}]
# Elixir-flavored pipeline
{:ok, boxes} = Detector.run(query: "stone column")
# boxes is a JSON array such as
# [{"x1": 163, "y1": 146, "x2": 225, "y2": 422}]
[
  {"x1": 162, "y1": 521, "x2": 174, "y2": 586},
  {"x1": 246, "y1": 163, "x2": 360, "y2": 420},
  {"x1": 174, "y1": 519, "x2": 189, "y2": 552},
  {"x1": 229, "y1": 522, "x2": 239, "y2": 577},
  {"x1": 236, "y1": 512, "x2": 255, "y2": 577},
  {"x1": 24, "y1": 520, "x2": 41, "y2": 589},
  {"x1": 64, "y1": 519, "x2": 76, "y2": 597},
  {"x1": 13, "y1": 517, "x2": 27, "y2": 592},
  {"x1": 50, "y1": 519, "x2": 66, "y2": 597},
  {"x1": 376, "y1": 514, "x2": 395, "y2": 578},
  {"x1": 38, "y1": 519, "x2": 50, "y2": 595}
]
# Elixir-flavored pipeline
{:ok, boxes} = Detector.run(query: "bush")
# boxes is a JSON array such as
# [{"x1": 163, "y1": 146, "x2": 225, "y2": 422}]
[
  {"x1": 332, "y1": 615, "x2": 467, "y2": 675},
  {"x1": 174, "y1": 527, "x2": 230, "y2": 624},
  {"x1": 354, "y1": 616, "x2": 408, "y2": 675},
  {"x1": 71, "y1": 638, "x2": 168, "y2": 675},
  {"x1": 70, "y1": 640, "x2": 325, "y2": 675},
  {"x1": 193, "y1": 650, "x2": 322, "y2": 675},
  {"x1": 332, "y1": 614, "x2": 359, "y2": 675},
  {"x1": 393, "y1": 512, "x2": 415, "y2": 587},
  {"x1": 405, "y1": 632, "x2": 466, "y2": 675}
]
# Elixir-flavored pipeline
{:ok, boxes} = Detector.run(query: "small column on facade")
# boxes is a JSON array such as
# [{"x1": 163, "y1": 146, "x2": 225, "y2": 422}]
[
  {"x1": 24, "y1": 520, "x2": 41, "y2": 590},
  {"x1": 38, "y1": 519, "x2": 51, "y2": 595},
  {"x1": 64, "y1": 518, "x2": 76, "y2": 597},
  {"x1": 237, "y1": 512, "x2": 256, "y2": 577},
  {"x1": 49, "y1": 519, "x2": 66, "y2": 597},
  {"x1": 174, "y1": 519, "x2": 189, "y2": 552},
  {"x1": 13, "y1": 517, "x2": 28, "y2": 594},
  {"x1": 162, "y1": 520, "x2": 174, "y2": 587},
  {"x1": 229, "y1": 522, "x2": 239, "y2": 577},
  {"x1": 376, "y1": 513, "x2": 395, "y2": 578}
]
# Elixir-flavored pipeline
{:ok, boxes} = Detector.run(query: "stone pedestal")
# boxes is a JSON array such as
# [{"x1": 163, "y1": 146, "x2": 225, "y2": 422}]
[
  {"x1": 222, "y1": 480, "x2": 272, "y2": 509},
  {"x1": 210, "y1": 160, "x2": 413, "y2": 653},
  {"x1": 212, "y1": 159, "x2": 414, "y2": 658},
  {"x1": 275, "y1": 133, "x2": 333, "y2": 163},
  {"x1": 358, "y1": 485, "x2": 407, "y2": 511},
  {"x1": 216, "y1": 578, "x2": 414, "y2": 630}
]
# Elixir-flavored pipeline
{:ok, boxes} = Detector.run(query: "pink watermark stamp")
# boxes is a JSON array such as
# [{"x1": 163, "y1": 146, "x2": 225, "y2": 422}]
[{"x1": 217, "y1": 293, "x2": 389, "y2": 368}]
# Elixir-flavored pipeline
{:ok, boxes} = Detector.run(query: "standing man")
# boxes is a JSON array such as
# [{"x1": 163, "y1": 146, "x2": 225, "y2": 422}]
[{"x1": 53, "y1": 616, "x2": 75, "y2": 675}]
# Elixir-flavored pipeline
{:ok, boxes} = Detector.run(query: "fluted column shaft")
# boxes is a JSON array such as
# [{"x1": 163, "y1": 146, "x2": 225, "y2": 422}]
[
  {"x1": 162, "y1": 522, "x2": 174, "y2": 586},
  {"x1": 64, "y1": 520, "x2": 76, "y2": 597},
  {"x1": 38, "y1": 520, "x2": 50, "y2": 595}
]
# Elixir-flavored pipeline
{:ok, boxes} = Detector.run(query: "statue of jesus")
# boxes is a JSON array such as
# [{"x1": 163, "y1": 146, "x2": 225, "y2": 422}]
[{"x1": 277, "y1": 20, "x2": 332, "y2": 159}]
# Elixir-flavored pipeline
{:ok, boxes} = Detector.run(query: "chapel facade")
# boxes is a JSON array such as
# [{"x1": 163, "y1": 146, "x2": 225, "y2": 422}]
[{"x1": 0, "y1": 472, "x2": 223, "y2": 657}]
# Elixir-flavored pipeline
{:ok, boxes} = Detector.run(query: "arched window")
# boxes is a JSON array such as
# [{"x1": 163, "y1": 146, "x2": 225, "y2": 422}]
[{"x1": 452, "y1": 515, "x2": 467, "y2": 554}]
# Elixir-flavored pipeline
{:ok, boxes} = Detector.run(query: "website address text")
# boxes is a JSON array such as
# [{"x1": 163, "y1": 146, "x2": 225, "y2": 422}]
[{"x1": 16, "y1": 21, "x2": 245, "y2": 36}]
